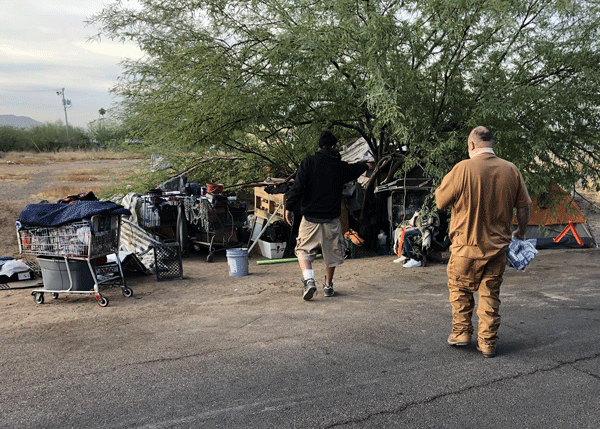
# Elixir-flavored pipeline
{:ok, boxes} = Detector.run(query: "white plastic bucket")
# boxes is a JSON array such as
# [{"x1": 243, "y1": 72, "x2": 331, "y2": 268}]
[{"x1": 226, "y1": 248, "x2": 249, "y2": 276}]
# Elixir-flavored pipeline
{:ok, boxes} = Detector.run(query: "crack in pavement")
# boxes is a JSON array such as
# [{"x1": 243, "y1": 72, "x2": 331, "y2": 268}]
[{"x1": 326, "y1": 352, "x2": 600, "y2": 428}]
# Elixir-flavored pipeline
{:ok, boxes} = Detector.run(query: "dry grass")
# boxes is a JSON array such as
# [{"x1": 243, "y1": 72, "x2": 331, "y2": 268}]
[
  {"x1": 1, "y1": 156, "x2": 49, "y2": 166},
  {"x1": 32, "y1": 185, "x2": 97, "y2": 201},
  {"x1": 57, "y1": 169, "x2": 111, "y2": 182},
  {"x1": 1, "y1": 150, "x2": 142, "y2": 165},
  {"x1": 1, "y1": 166, "x2": 128, "y2": 184},
  {"x1": 0, "y1": 172, "x2": 29, "y2": 181},
  {"x1": 30, "y1": 168, "x2": 139, "y2": 201}
]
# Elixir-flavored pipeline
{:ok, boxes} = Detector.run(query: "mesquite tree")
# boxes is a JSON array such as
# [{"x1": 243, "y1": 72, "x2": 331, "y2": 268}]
[{"x1": 89, "y1": 0, "x2": 600, "y2": 197}]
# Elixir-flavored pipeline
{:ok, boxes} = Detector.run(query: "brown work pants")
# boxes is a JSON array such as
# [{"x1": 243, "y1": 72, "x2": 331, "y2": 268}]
[{"x1": 447, "y1": 251, "x2": 506, "y2": 349}]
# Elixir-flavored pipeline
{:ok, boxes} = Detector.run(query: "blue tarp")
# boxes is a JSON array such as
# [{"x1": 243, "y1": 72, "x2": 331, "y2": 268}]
[{"x1": 18, "y1": 201, "x2": 131, "y2": 228}]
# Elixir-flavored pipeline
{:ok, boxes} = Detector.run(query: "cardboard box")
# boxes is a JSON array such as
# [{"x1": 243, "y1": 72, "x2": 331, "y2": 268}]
[{"x1": 257, "y1": 239, "x2": 286, "y2": 259}]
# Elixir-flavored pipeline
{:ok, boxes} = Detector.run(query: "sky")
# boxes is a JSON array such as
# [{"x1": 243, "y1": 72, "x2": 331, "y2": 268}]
[{"x1": 0, "y1": 0, "x2": 143, "y2": 128}]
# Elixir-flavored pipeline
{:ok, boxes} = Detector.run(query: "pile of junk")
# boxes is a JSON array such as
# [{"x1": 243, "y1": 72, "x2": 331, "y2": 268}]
[
  {"x1": 7, "y1": 139, "x2": 455, "y2": 305},
  {"x1": 8, "y1": 169, "x2": 253, "y2": 305},
  {"x1": 120, "y1": 173, "x2": 250, "y2": 264},
  {"x1": 248, "y1": 137, "x2": 451, "y2": 266},
  {"x1": 13, "y1": 192, "x2": 136, "y2": 307},
  {"x1": 113, "y1": 139, "x2": 452, "y2": 271},
  {"x1": 119, "y1": 172, "x2": 297, "y2": 265}
]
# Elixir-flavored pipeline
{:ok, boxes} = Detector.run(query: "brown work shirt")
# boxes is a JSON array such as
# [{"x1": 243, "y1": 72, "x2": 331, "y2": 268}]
[{"x1": 435, "y1": 153, "x2": 531, "y2": 259}]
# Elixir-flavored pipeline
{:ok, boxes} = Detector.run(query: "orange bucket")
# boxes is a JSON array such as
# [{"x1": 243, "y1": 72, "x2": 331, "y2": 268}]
[{"x1": 206, "y1": 183, "x2": 224, "y2": 194}]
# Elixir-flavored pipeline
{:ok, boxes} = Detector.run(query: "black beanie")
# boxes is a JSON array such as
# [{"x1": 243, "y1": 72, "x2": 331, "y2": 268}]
[{"x1": 318, "y1": 130, "x2": 338, "y2": 148}]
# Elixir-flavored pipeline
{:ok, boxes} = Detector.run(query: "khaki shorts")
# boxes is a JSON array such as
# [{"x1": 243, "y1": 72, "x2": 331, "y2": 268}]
[{"x1": 295, "y1": 218, "x2": 346, "y2": 268}]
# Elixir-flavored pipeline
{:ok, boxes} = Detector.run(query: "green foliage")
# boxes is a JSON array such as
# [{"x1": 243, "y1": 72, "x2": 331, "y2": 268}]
[
  {"x1": 0, "y1": 126, "x2": 29, "y2": 151},
  {"x1": 0, "y1": 122, "x2": 94, "y2": 151},
  {"x1": 0, "y1": 118, "x2": 136, "y2": 152},
  {"x1": 88, "y1": 0, "x2": 600, "y2": 195},
  {"x1": 87, "y1": 118, "x2": 129, "y2": 150}
]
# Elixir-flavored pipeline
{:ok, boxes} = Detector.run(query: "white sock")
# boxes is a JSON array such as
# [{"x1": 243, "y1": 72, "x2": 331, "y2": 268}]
[{"x1": 303, "y1": 269, "x2": 315, "y2": 281}]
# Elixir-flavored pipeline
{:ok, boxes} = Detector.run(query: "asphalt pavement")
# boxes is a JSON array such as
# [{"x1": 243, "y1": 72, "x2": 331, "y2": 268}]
[{"x1": 1, "y1": 248, "x2": 599, "y2": 428}]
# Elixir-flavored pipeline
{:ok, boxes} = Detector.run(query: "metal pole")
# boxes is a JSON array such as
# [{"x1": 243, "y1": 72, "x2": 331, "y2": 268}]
[
  {"x1": 247, "y1": 203, "x2": 283, "y2": 254},
  {"x1": 57, "y1": 88, "x2": 70, "y2": 148}
]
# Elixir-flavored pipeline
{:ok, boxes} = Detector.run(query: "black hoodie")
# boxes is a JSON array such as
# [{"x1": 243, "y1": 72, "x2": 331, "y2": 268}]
[{"x1": 286, "y1": 147, "x2": 368, "y2": 221}]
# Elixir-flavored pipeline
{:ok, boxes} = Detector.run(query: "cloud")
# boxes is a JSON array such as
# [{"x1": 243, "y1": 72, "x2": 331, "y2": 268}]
[
  {"x1": 0, "y1": 44, "x2": 59, "y2": 62},
  {"x1": 74, "y1": 40, "x2": 144, "y2": 60},
  {"x1": 0, "y1": 0, "x2": 144, "y2": 127}
]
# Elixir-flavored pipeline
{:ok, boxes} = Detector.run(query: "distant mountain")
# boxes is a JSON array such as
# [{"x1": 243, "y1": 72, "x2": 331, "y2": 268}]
[{"x1": 0, "y1": 114, "x2": 43, "y2": 128}]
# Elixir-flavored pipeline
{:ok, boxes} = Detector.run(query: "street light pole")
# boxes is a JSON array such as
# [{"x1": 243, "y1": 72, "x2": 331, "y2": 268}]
[{"x1": 56, "y1": 88, "x2": 71, "y2": 148}]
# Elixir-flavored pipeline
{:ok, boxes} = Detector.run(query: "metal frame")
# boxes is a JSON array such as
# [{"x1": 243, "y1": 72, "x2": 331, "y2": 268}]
[
  {"x1": 120, "y1": 219, "x2": 184, "y2": 281},
  {"x1": 17, "y1": 215, "x2": 132, "y2": 307},
  {"x1": 184, "y1": 196, "x2": 247, "y2": 262}
]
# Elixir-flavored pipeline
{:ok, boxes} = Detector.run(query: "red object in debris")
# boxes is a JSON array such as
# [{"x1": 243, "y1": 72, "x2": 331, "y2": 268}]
[
  {"x1": 344, "y1": 229, "x2": 364, "y2": 246},
  {"x1": 207, "y1": 183, "x2": 224, "y2": 194},
  {"x1": 397, "y1": 226, "x2": 406, "y2": 257}
]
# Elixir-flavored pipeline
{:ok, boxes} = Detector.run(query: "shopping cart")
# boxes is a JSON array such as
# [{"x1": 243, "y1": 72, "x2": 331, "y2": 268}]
[
  {"x1": 184, "y1": 196, "x2": 247, "y2": 262},
  {"x1": 17, "y1": 215, "x2": 132, "y2": 307}
]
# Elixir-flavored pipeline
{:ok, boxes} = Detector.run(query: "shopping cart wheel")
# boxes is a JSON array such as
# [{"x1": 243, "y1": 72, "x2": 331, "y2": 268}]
[
  {"x1": 207, "y1": 252, "x2": 214, "y2": 263},
  {"x1": 97, "y1": 295, "x2": 109, "y2": 307},
  {"x1": 33, "y1": 292, "x2": 44, "y2": 304},
  {"x1": 51, "y1": 293, "x2": 59, "y2": 299},
  {"x1": 122, "y1": 287, "x2": 133, "y2": 298}
]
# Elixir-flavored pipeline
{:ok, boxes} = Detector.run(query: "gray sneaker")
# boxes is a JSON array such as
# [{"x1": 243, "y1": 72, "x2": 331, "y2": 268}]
[
  {"x1": 323, "y1": 277, "x2": 335, "y2": 297},
  {"x1": 302, "y1": 279, "x2": 317, "y2": 300}
]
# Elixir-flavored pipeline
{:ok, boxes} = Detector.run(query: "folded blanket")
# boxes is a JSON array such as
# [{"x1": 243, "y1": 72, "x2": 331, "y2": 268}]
[{"x1": 18, "y1": 201, "x2": 131, "y2": 228}]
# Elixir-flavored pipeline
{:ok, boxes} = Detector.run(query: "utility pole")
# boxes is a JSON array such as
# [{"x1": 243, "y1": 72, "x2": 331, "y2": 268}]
[{"x1": 56, "y1": 88, "x2": 71, "y2": 148}]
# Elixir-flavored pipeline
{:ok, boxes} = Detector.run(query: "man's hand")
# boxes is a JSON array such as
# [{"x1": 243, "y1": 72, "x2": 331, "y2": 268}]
[
  {"x1": 285, "y1": 210, "x2": 294, "y2": 226},
  {"x1": 512, "y1": 229, "x2": 525, "y2": 241}
]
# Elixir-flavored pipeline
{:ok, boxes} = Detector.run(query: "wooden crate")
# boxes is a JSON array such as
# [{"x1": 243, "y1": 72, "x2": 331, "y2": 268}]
[{"x1": 254, "y1": 187, "x2": 286, "y2": 221}]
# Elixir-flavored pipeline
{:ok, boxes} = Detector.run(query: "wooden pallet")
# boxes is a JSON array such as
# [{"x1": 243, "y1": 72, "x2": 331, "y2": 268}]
[{"x1": 254, "y1": 187, "x2": 286, "y2": 221}]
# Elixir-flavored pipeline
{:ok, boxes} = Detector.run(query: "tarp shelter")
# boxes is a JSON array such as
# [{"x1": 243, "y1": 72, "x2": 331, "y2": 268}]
[
  {"x1": 518, "y1": 184, "x2": 596, "y2": 249},
  {"x1": 340, "y1": 137, "x2": 375, "y2": 188}
]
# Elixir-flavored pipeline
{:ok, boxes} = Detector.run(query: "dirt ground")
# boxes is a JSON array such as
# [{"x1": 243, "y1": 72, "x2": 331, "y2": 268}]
[
  {"x1": 0, "y1": 153, "x2": 142, "y2": 258},
  {"x1": 1, "y1": 152, "x2": 599, "y2": 313}
]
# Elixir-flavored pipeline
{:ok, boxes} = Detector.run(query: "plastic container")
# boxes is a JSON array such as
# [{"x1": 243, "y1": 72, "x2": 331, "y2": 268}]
[
  {"x1": 257, "y1": 239, "x2": 286, "y2": 259},
  {"x1": 38, "y1": 257, "x2": 95, "y2": 291},
  {"x1": 226, "y1": 248, "x2": 249, "y2": 276},
  {"x1": 141, "y1": 201, "x2": 160, "y2": 227},
  {"x1": 377, "y1": 230, "x2": 390, "y2": 255}
]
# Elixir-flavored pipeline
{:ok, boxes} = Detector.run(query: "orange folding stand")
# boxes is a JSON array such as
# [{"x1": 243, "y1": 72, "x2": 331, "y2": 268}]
[{"x1": 553, "y1": 221, "x2": 584, "y2": 246}]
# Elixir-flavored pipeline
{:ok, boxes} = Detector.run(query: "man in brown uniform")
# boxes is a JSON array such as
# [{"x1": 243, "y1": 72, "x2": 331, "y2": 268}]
[{"x1": 435, "y1": 126, "x2": 531, "y2": 358}]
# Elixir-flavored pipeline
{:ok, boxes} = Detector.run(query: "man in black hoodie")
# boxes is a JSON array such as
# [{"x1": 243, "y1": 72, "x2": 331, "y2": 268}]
[{"x1": 285, "y1": 130, "x2": 373, "y2": 300}]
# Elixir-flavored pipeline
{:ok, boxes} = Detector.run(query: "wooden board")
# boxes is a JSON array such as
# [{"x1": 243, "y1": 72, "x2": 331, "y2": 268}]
[{"x1": 254, "y1": 187, "x2": 286, "y2": 221}]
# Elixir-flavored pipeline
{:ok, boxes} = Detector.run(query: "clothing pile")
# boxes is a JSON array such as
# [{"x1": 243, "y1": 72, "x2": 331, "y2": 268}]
[
  {"x1": 392, "y1": 210, "x2": 450, "y2": 267},
  {"x1": 506, "y1": 238, "x2": 538, "y2": 270},
  {"x1": 0, "y1": 257, "x2": 32, "y2": 283}
]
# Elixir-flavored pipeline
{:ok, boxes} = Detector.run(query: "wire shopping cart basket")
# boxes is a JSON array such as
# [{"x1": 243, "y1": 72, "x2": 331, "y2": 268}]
[{"x1": 17, "y1": 215, "x2": 133, "y2": 307}]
